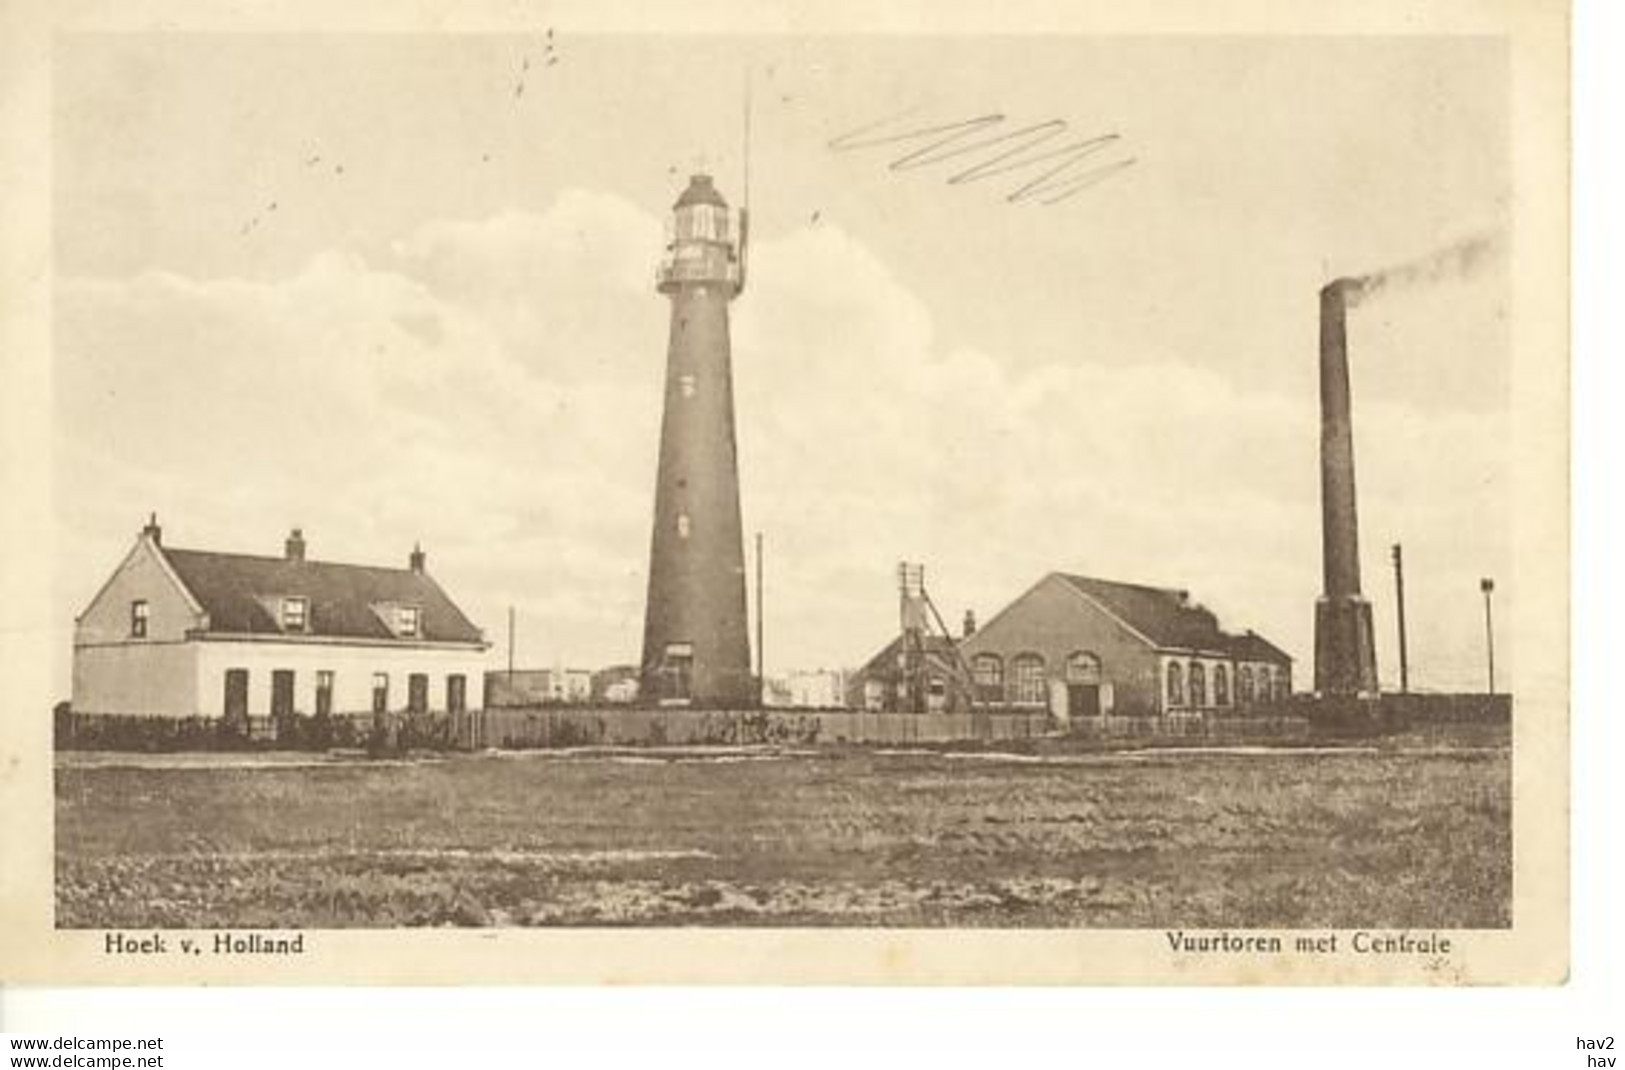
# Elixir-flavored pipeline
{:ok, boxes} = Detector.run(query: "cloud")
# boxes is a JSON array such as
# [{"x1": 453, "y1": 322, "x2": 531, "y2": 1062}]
[{"x1": 53, "y1": 190, "x2": 1511, "y2": 695}]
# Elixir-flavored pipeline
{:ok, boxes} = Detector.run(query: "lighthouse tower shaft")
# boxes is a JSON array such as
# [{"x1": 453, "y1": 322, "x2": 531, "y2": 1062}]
[{"x1": 640, "y1": 175, "x2": 754, "y2": 707}]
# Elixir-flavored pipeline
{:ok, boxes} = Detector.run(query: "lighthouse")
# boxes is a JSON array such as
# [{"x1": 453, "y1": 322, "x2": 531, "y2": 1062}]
[{"x1": 639, "y1": 174, "x2": 755, "y2": 707}]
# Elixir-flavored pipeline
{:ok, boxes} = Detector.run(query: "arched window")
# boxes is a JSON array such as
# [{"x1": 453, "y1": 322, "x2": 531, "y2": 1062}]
[
  {"x1": 1238, "y1": 666, "x2": 1254, "y2": 704},
  {"x1": 1190, "y1": 662, "x2": 1207, "y2": 707},
  {"x1": 1009, "y1": 654, "x2": 1047, "y2": 706},
  {"x1": 1166, "y1": 661, "x2": 1185, "y2": 707},
  {"x1": 1255, "y1": 666, "x2": 1272, "y2": 704},
  {"x1": 1065, "y1": 652, "x2": 1102, "y2": 684},
  {"x1": 972, "y1": 654, "x2": 1004, "y2": 704},
  {"x1": 1214, "y1": 664, "x2": 1230, "y2": 706}
]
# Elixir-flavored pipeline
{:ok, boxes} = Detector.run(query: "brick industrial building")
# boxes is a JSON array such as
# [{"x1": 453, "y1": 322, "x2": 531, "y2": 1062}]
[{"x1": 850, "y1": 571, "x2": 1291, "y2": 723}]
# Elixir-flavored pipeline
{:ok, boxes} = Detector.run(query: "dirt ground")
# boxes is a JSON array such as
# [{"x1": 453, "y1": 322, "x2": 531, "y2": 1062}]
[{"x1": 55, "y1": 733, "x2": 1511, "y2": 928}]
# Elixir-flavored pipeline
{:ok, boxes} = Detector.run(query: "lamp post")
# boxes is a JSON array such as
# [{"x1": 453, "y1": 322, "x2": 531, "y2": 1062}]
[
  {"x1": 1392, "y1": 544, "x2": 1409, "y2": 694},
  {"x1": 755, "y1": 530, "x2": 765, "y2": 702},
  {"x1": 1479, "y1": 577, "x2": 1496, "y2": 695}
]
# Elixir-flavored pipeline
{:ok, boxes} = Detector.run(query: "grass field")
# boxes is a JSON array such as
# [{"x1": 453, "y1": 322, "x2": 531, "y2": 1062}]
[{"x1": 55, "y1": 732, "x2": 1511, "y2": 928}]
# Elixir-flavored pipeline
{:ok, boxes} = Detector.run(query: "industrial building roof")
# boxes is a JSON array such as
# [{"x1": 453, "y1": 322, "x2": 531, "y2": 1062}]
[
  {"x1": 1056, "y1": 573, "x2": 1291, "y2": 662},
  {"x1": 159, "y1": 546, "x2": 485, "y2": 645}
]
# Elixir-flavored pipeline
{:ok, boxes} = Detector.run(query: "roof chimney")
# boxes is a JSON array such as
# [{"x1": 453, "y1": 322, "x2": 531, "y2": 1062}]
[
  {"x1": 284, "y1": 527, "x2": 306, "y2": 562},
  {"x1": 141, "y1": 512, "x2": 162, "y2": 546},
  {"x1": 963, "y1": 609, "x2": 977, "y2": 638},
  {"x1": 409, "y1": 542, "x2": 425, "y2": 574}
]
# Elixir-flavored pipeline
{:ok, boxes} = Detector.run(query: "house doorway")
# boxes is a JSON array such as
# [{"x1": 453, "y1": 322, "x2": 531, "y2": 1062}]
[
  {"x1": 271, "y1": 670, "x2": 295, "y2": 719},
  {"x1": 223, "y1": 669, "x2": 249, "y2": 730},
  {"x1": 271, "y1": 670, "x2": 296, "y2": 741}
]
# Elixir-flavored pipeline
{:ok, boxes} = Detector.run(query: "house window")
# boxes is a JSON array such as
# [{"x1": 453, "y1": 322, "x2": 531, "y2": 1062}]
[
  {"x1": 315, "y1": 670, "x2": 334, "y2": 717},
  {"x1": 1166, "y1": 662, "x2": 1184, "y2": 707},
  {"x1": 397, "y1": 605, "x2": 422, "y2": 638},
  {"x1": 971, "y1": 654, "x2": 1004, "y2": 704},
  {"x1": 371, "y1": 673, "x2": 390, "y2": 714},
  {"x1": 447, "y1": 674, "x2": 467, "y2": 714},
  {"x1": 1008, "y1": 654, "x2": 1046, "y2": 706},
  {"x1": 1190, "y1": 662, "x2": 1207, "y2": 707},
  {"x1": 281, "y1": 596, "x2": 308, "y2": 632},
  {"x1": 1256, "y1": 666, "x2": 1272, "y2": 703},
  {"x1": 129, "y1": 600, "x2": 149, "y2": 638},
  {"x1": 1238, "y1": 666, "x2": 1254, "y2": 704},
  {"x1": 677, "y1": 514, "x2": 692, "y2": 539},
  {"x1": 1214, "y1": 664, "x2": 1230, "y2": 706},
  {"x1": 407, "y1": 673, "x2": 429, "y2": 714},
  {"x1": 679, "y1": 374, "x2": 697, "y2": 398}
]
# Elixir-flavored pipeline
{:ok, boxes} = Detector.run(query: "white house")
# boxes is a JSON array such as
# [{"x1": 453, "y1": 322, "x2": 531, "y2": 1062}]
[
  {"x1": 764, "y1": 669, "x2": 848, "y2": 709},
  {"x1": 72, "y1": 517, "x2": 491, "y2": 728},
  {"x1": 484, "y1": 667, "x2": 594, "y2": 706}
]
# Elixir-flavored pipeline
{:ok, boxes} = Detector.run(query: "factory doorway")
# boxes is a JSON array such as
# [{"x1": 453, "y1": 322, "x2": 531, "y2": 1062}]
[{"x1": 1066, "y1": 652, "x2": 1103, "y2": 719}]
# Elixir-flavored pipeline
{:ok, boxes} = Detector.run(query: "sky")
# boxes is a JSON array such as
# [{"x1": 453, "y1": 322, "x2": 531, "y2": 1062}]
[{"x1": 50, "y1": 32, "x2": 1511, "y2": 694}]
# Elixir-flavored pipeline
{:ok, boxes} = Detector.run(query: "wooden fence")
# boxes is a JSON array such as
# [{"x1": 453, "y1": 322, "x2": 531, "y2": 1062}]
[{"x1": 69, "y1": 696, "x2": 1513, "y2": 752}]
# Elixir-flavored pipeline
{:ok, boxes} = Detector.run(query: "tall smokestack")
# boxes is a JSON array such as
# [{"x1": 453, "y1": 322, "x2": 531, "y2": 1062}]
[{"x1": 1313, "y1": 281, "x2": 1378, "y2": 697}]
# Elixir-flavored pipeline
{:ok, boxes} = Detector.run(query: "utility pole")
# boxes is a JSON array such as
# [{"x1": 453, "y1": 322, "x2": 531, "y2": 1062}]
[
  {"x1": 1391, "y1": 544, "x2": 1409, "y2": 694},
  {"x1": 507, "y1": 606, "x2": 516, "y2": 682},
  {"x1": 1480, "y1": 577, "x2": 1496, "y2": 694}
]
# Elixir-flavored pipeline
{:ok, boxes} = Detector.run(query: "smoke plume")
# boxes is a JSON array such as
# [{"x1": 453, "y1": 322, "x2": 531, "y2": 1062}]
[{"x1": 1337, "y1": 230, "x2": 1506, "y2": 307}]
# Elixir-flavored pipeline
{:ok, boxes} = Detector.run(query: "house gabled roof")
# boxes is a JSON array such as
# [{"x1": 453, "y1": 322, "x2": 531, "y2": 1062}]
[
  {"x1": 1055, "y1": 573, "x2": 1290, "y2": 663},
  {"x1": 158, "y1": 546, "x2": 485, "y2": 645}
]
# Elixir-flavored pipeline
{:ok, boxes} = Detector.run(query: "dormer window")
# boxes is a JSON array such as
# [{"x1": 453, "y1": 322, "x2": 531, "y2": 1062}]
[
  {"x1": 130, "y1": 600, "x2": 149, "y2": 638},
  {"x1": 397, "y1": 605, "x2": 422, "y2": 638},
  {"x1": 280, "y1": 597, "x2": 308, "y2": 632}
]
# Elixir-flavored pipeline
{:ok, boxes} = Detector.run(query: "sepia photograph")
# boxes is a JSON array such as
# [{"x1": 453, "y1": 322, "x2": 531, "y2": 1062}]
[{"x1": 0, "y1": 0, "x2": 1569, "y2": 986}]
